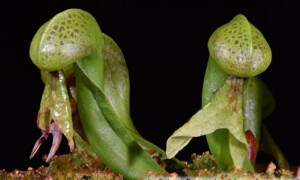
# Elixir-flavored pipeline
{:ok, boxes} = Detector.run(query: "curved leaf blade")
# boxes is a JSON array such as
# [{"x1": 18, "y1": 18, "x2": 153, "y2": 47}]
[
  {"x1": 167, "y1": 75, "x2": 248, "y2": 169},
  {"x1": 36, "y1": 70, "x2": 74, "y2": 151},
  {"x1": 36, "y1": 73, "x2": 52, "y2": 135},
  {"x1": 202, "y1": 56, "x2": 234, "y2": 170},
  {"x1": 50, "y1": 70, "x2": 74, "y2": 151},
  {"x1": 102, "y1": 34, "x2": 139, "y2": 135},
  {"x1": 201, "y1": 56, "x2": 254, "y2": 171},
  {"x1": 74, "y1": 59, "x2": 164, "y2": 179},
  {"x1": 102, "y1": 34, "x2": 186, "y2": 171},
  {"x1": 243, "y1": 77, "x2": 263, "y2": 141}
]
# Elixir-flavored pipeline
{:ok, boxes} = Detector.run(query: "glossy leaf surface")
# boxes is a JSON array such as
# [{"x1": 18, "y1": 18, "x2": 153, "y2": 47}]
[
  {"x1": 36, "y1": 70, "x2": 74, "y2": 151},
  {"x1": 51, "y1": 70, "x2": 74, "y2": 150},
  {"x1": 74, "y1": 35, "x2": 164, "y2": 179},
  {"x1": 243, "y1": 77, "x2": 263, "y2": 141},
  {"x1": 102, "y1": 34, "x2": 139, "y2": 135}
]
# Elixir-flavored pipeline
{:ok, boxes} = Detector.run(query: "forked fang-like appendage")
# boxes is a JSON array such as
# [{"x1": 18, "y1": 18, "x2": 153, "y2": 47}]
[{"x1": 29, "y1": 122, "x2": 62, "y2": 162}]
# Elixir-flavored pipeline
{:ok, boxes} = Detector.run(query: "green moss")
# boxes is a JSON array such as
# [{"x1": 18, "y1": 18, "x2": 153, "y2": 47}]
[{"x1": 1, "y1": 151, "x2": 294, "y2": 180}]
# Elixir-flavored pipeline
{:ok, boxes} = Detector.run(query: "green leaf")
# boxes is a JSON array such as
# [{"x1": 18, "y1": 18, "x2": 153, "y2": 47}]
[
  {"x1": 102, "y1": 34, "x2": 171, "y2": 161},
  {"x1": 243, "y1": 77, "x2": 263, "y2": 141},
  {"x1": 50, "y1": 70, "x2": 74, "y2": 151},
  {"x1": 201, "y1": 56, "x2": 254, "y2": 172},
  {"x1": 102, "y1": 34, "x2": 139, "y2": 135},
  {"x1": 101, "y1": 34, "x2": 186, "y2": 172},
  {"x1": 68, "y1": 34, "x2": 184, "y2": 178},
  {"x1": 37, "y1": 71, "x2": 52, "y2": 134},
  {"x1": 74, "y1": 41, "x2": 164, "y2": 179},
  {"x1": 202, "y1": 56, "x2": 234, "y2": 171},
  {"x1": 37, "y1": 70, "x2": 74, "y2": 151},
  {"x1": 242, "y1": 77, "x2": 263, "y2": 166},
  {"x1": 73, "y1": 131, "x2": 99, "y2": 160},
  {"x1": 166, "y1": 74, "x2": 248, "y2": 169},
  {"x1": 201, "y1": 56, "x2": 228, "y2": 106}
]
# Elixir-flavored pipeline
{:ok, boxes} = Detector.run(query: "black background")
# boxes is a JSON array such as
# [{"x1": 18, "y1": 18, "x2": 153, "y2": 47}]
[{"x1": 0, "y1": 0, "x2": 299, "y2": 171}]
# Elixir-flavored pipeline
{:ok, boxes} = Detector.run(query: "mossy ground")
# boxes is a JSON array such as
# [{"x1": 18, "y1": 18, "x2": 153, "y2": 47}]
[{"x1": 0, "y1": 150, "x2": 295, "y2": 180}]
